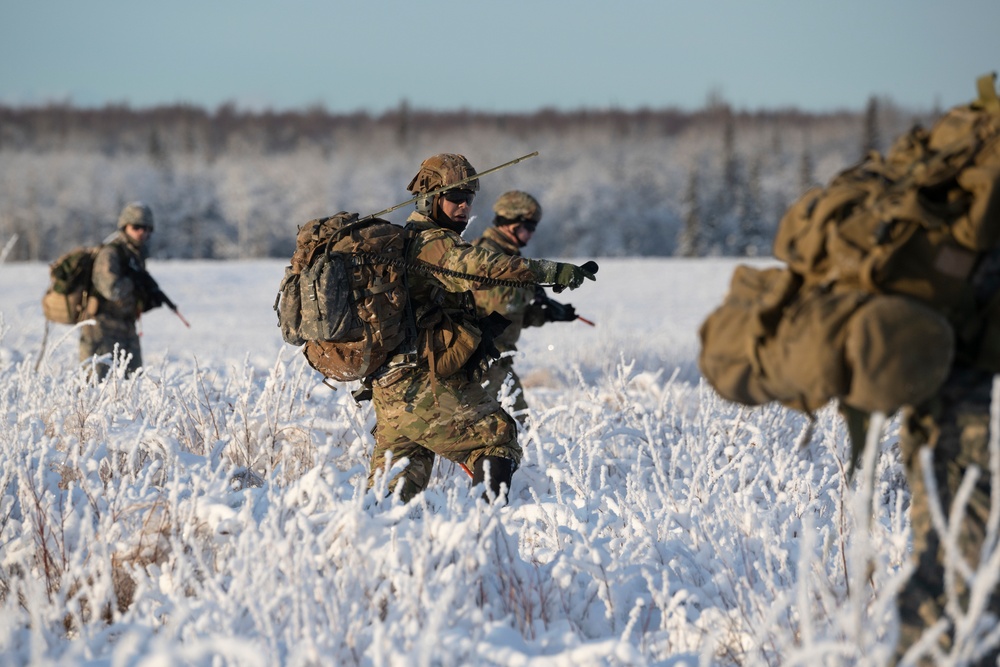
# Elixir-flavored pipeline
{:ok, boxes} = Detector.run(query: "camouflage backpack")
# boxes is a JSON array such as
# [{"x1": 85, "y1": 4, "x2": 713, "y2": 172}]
[
  {"x1": 699, "y1": 73, "x2": 1000, "y2": 417},
  {"x1": 41, "y1": 245, "x2": 101, "y2": 325},
  {"x1": 274, "y1": 212, "x2": 414, "y2": 382}
]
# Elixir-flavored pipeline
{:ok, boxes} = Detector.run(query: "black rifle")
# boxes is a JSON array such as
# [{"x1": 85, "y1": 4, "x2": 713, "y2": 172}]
[
  {"x1": 132, "y1": 268, "x2": 191, "y2": 328},
  {"x1": 533, "y1": 286, "x2": 595, "y2": 326}
]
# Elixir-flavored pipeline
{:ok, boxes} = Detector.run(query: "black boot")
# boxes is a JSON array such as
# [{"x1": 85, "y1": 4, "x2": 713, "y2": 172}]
[{"x1": 472, "y1": 456, "x2": 515, "y2": 504}]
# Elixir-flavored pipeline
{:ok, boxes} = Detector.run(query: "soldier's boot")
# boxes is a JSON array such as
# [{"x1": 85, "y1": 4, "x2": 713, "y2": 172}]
[{"x1": 472, "y1": 456, "x2": 515, "y2": 504}]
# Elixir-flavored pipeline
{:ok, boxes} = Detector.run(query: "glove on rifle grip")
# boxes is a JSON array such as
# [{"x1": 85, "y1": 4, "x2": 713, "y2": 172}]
[{"x1": 546, "y1": 301, "x2": 576, "y2": 322}]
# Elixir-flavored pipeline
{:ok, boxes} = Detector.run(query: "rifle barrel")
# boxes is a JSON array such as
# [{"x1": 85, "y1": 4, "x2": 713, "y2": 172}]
[
  {"x1": 171, "y1": 306, "x2": 192, "y2": 328},
  {"x1": 131, "y1": 266, "x2": 189, "y2": 327},
  {"x1": 156, "y1": 291, "x2": 190, "y2": 327}
]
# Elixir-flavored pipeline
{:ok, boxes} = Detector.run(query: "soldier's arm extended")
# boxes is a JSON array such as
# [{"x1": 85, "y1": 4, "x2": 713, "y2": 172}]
[{"x1": 414, "y1": 228, "x2": 594, "y2": 292}]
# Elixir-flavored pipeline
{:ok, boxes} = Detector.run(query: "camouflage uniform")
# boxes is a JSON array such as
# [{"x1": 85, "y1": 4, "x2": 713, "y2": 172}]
[
  {"x1": 472, "y1": 225, "x2": 550, "y2": 420},
  {"x1": 80, "y1": 203, "x2": 159, "y2": 379},
  {"x1": 896, "y1": 366, "x2": 1000, "y2": 666},
  {"x1": 368, "y1": 212, "x2": 585, "y2": 501},
  {"x1": 894, "y1": 249, "x2": 1000, "y2": 665}
]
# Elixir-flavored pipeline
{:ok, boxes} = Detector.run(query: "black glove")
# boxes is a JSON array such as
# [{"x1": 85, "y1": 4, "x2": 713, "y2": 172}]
[
  {"x1": 465, "y1": 345, "x2": 491, "y2": 383},
  {"x1": 351, "y1": 381, "x2": 373, "y2": 403},
  {"x1": 465, "y1": 312, "x2": 511, "y2": 382},
  {"x1": 133, "y1": 270, "x2": 166, "y2": 311},
  {"x1": 551, "y1": 260, "x2": 599, "y2": 293},
  {"x1": 545, "y1": 301, "x2": 577, "y2": 322},
  {"x1": 148, "y1": 290, "x2": 166, "y2": 309},
  {"x1": 138, "y1": 289, "x2": 166, "y2": 313},
  {"x1": 478, "y1": 312, "x2": 511, "y2": 358}
]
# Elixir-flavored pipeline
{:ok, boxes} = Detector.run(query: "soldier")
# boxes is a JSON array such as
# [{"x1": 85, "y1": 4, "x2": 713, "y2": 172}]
[
  {"x1": 80, "y1": 202, "x2": 166, "y2": 380},
  {"x1": 893, "y1": 254, "x2": 1000, "y2": 666},
  {"x1": 367, "y1": 154, "x2": 596, "y2": 503},
  {"x1": 891, "y1": 78, "x2": 1000, "y2": 665},
  {"x1": 472, "y1": 191, "x2": 579, "y2": 424}
]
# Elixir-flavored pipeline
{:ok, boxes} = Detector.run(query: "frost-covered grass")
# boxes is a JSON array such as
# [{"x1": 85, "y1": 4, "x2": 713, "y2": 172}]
[{"x1": 1, "y1": 257, "x2": 998, "y2": 665}]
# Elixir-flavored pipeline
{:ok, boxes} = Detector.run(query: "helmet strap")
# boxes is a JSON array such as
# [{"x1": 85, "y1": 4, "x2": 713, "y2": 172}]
[{"x1": 438, "y1": 214, "x2": 468, "y2": 234}]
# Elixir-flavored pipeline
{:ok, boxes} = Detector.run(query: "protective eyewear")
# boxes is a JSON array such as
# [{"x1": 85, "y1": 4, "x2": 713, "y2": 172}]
[
  {"x1": 518, "y1": 219, "x2": 538, "y2": 232},
  {"x1": 441, "y1": 190, "x2": 476, "y2": 205}
]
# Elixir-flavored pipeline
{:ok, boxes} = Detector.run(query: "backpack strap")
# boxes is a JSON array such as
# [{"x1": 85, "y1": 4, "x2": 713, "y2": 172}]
[
  {"x1": 87, "y1": 242, "x2": 115, "y2": 311},
  {"x1": 400, "y1": 225, "x2": 420, "y2": 349}
]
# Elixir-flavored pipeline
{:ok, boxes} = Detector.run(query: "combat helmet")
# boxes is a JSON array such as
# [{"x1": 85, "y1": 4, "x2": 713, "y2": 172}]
[
  {"x1": 117, "y1": 202, "x2": 155, "y2": 231},
  {"x1": 407, "y1": 154, "x2": 479, "y2": 228},
  {"x1": 493, "y1": 191, "x2": 542, "y2": 226}
]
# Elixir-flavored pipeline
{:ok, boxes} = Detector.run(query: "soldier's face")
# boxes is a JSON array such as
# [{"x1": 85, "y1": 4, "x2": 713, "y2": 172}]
[
  {"x1": 501, "y1": 221, "x2": 536, "y2": 248},
  {"x1": 512, "y1": 222, "x2": 535, "y2": 247},
  {"x1": 439, "y1": 190, "x2": 475, "y2": 226},
  {"x1": 125, "y1": 224, "x2": 153, "y2": 245}
]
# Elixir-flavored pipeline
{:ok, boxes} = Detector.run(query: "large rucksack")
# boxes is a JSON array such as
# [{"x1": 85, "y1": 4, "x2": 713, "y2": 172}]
[
  {"x1": 699, "y1": 74, "x2": 1000, "y2": 417},
  {"x1": 41, "y1": 246, "x2": 101, "y2": 325},
  {"x1": 274, "y1": 212, "x2": 413, "y2": 382}
]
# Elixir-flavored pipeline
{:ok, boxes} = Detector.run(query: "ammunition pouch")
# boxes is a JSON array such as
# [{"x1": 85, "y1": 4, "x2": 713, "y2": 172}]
[{"x1": 415, "y1": 313, "x2": 481, "y2": 379}]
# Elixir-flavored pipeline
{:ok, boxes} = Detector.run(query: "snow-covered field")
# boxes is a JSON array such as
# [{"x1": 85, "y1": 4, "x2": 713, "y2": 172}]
[{"x1": 0, "y1": 256, "x2": 993, "y2": 665}]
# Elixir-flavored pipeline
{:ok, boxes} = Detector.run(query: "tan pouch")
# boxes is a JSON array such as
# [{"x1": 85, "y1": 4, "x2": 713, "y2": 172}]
[
  {"x1": 426, "y1": 318, "x2": 481, "y2": 378},
  {"x1": 842, "y1": 295, "x2": 954, "y2": 413},
  {"x1": 41, "y1": 289, "x2": 90, "y2": 325},
  {"x1": 758, "y1": 287, "x2": 868, "y2": 412},
  {"x1": 953, "y1": 164, "x2": 1000, "y2": 250},
  {"x1": 698, "y1": 265, "x2": 800, "y2": 406}
]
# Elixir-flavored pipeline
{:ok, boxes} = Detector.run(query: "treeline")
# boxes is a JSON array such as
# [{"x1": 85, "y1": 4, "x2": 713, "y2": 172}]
[
  {"x1": 0, "y1": 98, "x2": 931, "y2": 262},
  {"x1": 0, "y1": 102, "x2": 702, "y2": 156}
]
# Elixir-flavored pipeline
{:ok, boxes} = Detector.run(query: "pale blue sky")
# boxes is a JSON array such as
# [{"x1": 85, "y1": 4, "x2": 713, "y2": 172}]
[{"x1": 1, "y1": 0, "x2": 997, "y2": 113}]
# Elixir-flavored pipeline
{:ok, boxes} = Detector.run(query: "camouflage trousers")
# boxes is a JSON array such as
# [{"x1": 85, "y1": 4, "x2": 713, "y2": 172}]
[
  {"x1": 895, "y1": 366, "x2": 1000, "y2": 666},
  {"x1": 481, "y1": 354, "x2": 529, "y2": 427},
  {"x1": 79, "y1": 316, "x2": 142, "y2": 380},
  {"x1": 369, "y1": 364, "x2": 520, "y2": 502}
]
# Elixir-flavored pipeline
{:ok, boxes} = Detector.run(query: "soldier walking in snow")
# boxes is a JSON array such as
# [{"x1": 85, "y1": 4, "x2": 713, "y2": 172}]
[
  {"x1": 366, "y1": 154, "x2": 596, "y2": 503},
  {"x1": 80, "y1": 202, "x2": 167, "y2": 380},
  {"x1": 472, "y1": 191, "x2": 580, "y2": 425}
]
